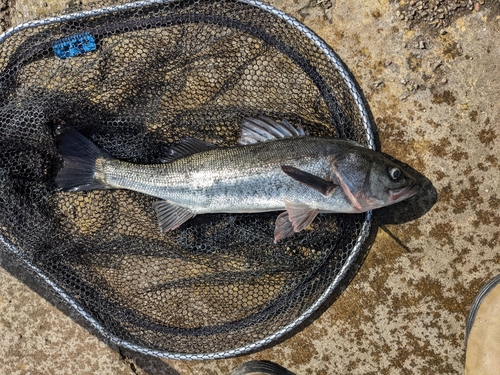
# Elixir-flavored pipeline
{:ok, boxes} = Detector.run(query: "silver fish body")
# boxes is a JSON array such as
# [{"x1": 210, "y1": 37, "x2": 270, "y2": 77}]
[
  {"x1": 56, "y1": 117, "x2": 418, "y2": 241},
  {"x1": 101, "y1": 137, "x2": 358, "y2": 214}
]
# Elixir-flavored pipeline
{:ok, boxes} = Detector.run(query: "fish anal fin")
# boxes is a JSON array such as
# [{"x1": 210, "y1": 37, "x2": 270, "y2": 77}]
[
  {"x1": 274, "y1": 200, "x2": 319, "y2": 243},
  {"x1": 153, "y1": 201, "x2": 196, "y2": 232},
  {"x1": 281, "y1": 165, "x2": 336, "y2": 196},
  {"x1": 161, "y1": 138, "x2": 217, "y2": 163},
  {"x1": 239, "y1": 116, "x2": 308, "y2": 145}
]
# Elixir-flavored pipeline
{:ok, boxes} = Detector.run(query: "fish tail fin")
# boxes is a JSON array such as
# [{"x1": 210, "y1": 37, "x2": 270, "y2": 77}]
[{"x1": 55, "y1": 128, "x2": 112, "y2": 191}]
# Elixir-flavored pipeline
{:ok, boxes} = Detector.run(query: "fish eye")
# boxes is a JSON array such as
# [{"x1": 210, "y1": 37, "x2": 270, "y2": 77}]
[{"x1": 388, "y1": 167, "x2": 402, "y2": 181}]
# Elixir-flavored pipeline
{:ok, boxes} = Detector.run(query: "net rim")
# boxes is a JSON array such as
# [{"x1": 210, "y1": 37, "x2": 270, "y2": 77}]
[{"x1": 0, "y1": 0, "x2": 375, "y2": 359}]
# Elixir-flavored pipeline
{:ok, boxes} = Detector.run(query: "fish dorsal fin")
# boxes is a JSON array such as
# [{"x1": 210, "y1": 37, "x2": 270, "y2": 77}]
[
  {"x1": 274, "y1": 199, "x2": 319, "y2": 243},
  {"x1": 239, "y1": 116, "x2": 308, "y2": 145},
  {"x1": 161, "y1": 138, "x2": 217, "y2": 163},
  {"x1": 153, "y1": 201, "x2": 196, "y2": 232},
  {"x1": 281, "y1": 165, "x2": 337, "y2": 196}
]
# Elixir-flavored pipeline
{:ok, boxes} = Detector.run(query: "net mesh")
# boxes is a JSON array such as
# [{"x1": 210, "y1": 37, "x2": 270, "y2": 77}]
[{"x1": 0, "y1": 0, "x2": 374, "y2": 358}]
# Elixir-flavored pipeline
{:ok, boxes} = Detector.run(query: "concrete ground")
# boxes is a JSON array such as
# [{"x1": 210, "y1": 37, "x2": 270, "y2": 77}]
[{"x1": 1, "y1": 0, "x2": 499, "y2": 374}]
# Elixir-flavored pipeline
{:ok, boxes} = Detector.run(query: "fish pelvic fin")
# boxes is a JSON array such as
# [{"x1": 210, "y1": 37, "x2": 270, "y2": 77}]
[
  {"x1": 55, "y1": 128, "x2": 112, "y2": 191},
  {"x1": 281, "y1": 165, "x2": 336, "y2": 196},
  {"x1": 239, "y1": 116, "x2": 308, "y2": 145},
  {"x1": 274, "y1": 199, "x2": 319, "y2": 243},
  {"x1": 153, "y1": 201, "x2": 196, "y2": 232}
]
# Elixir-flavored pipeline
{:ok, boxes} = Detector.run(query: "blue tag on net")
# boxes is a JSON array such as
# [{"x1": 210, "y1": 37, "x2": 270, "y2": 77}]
[{"x1": 53, "y1": 32, "x2": 96, "y2": 59}]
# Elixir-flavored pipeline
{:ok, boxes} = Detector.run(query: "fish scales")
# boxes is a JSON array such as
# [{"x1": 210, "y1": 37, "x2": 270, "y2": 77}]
[{"x1": 100, "y1": 137, "x2": 350, "y2": 214}]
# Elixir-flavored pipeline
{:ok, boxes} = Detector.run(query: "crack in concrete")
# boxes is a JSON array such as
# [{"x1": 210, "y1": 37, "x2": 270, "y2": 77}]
[{"x1": 119, "y1": 349, "x2": 139, "y2": 375}]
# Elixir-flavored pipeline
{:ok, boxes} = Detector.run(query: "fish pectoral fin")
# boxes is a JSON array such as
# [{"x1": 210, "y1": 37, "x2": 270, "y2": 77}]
[
  {"x1": 239, "y1": 116, "x2": 308, "y2": 145},
  {"x1": 161, "y1": 138, "x2": 217, "y2": 163},
  {"x1": 152, "y1": 201, "x2": 196, "y2": 232},
  {"x1": 274, "y1": 200, "x2": 319, "y2": 243},
  {"x1": 281, "y1": 165, "x2": 336, "y2": 196}
]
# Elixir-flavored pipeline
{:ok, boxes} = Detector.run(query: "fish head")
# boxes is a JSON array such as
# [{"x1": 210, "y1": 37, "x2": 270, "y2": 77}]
[{"x1": 330, "y1": 148, "x2": 419, "y2": 212}]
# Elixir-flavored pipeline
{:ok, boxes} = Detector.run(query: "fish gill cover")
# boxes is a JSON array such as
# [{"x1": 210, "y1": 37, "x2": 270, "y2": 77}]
[{"x1": 0, "y1": 0, "x2": 375, "y2": 359}]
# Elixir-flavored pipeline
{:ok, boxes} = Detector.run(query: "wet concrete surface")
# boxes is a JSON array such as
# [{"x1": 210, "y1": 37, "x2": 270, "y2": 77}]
[{"x1": 1, "y1": 0, "x2": 499, "y2": 374}]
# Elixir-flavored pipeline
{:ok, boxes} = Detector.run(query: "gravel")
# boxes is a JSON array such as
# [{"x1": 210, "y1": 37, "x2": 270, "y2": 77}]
[{"x1": 395, "y1": 0, "x2": 500, "y2": 33}]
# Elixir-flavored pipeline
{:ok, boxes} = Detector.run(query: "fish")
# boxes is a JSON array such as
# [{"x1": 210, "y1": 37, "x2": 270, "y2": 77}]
[{"x1": 55, "y1": 116, "x2": 419, "y2": 242}]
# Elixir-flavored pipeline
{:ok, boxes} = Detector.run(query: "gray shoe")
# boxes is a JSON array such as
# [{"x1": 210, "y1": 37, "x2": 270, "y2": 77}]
[
  {"x1": 230, "y1": 360, "x2": 296, "y2": 375},
  {"x1": 465, "y1": 274, "x2": 500, "y2": 375}
]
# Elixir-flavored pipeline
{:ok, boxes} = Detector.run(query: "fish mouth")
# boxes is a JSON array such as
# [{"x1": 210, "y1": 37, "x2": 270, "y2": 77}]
[{"x1": 389, "y1": 184, "x2": 419, "y2": 202}]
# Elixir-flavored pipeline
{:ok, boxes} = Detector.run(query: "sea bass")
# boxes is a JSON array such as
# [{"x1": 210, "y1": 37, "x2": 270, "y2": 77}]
[{"x1": 56, "y1": 117, "x2": 418, "y2": 242}]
